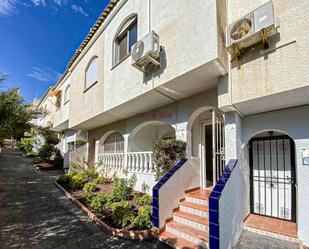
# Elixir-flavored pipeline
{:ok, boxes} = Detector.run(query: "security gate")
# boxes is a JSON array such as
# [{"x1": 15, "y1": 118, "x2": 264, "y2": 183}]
[{"x1": 249, "y1": 136, "x2": 296, "y2": 221}]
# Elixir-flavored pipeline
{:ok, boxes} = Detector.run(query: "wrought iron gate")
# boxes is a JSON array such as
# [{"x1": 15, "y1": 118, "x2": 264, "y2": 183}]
[{"x1": 249, "y1": 136, "x2": 296, "y2": 221}]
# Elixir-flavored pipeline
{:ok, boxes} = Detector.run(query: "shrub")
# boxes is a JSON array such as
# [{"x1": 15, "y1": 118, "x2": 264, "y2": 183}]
[
  {"x1": 53, "y1": 148, "x2": 63, "y2": 167},
  {"x1": 110, "y1": 175, "x2": 137, "y2": 202},
  {"x1": 20, "y1": 138, "x2": 34, "y2": 153},
  {"x1": 80, "y1": 191, "x2": 96, "y2": 204},
  {"x1": 83, "y1": 168, "x2": 99, "y2": 182},
  {"x1": 70, "y1": 172, "x2": 88, "y2": 190},
  {"x1": 38, "y1": 143, "x2": 54, "y2": 161},
  {"x1": 132, "y1": 206, "x2": 152, "y2": 230},
  {"x1": 25, "y1": 151, "x2": 39, "y2": 157},
  {"x1": 93, "y1": 176, "x2": 107, "y2": 185},
  {"x1": 134, "y1": 194, "x2": 152, "y2": 206},
  {"x1": 83, "y1": 182, "x2": 97, "y2": 193},
  {"x1": 58, "y1": 172, "x2": 75, "y2": 187},
  {"x1": 153, "y1": 139, "x2": 186, "y2": 180},
  {"x1": 90, "y1": 193, "x2": 108, "y2": 213},
  {"x1": 110, "y1": 201, "x2": 134, "y2": 228}
]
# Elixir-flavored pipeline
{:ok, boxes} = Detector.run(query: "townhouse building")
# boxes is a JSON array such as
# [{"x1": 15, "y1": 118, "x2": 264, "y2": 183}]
[{"x1": 41, "y1": 0, "x2": 309, "y2": 248}]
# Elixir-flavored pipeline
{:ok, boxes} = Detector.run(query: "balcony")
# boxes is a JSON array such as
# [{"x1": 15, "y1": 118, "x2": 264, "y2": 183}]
[{"x1": 52, "y1": 103, "x2": 69, "y2": 131}]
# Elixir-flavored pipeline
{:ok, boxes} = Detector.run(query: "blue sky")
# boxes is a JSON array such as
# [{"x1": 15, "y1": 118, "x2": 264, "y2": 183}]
[{"x1": 0, "y1": 0, "x2": 110, "y2": 103}]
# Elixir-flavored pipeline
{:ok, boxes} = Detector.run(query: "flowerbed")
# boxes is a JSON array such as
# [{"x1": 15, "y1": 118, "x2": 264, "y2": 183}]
[{"x1": 57, "y1": 169, "x2": 153, "y2": 233}]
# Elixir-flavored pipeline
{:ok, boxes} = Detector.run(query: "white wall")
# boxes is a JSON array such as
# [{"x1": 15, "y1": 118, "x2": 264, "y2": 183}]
[{"x1": 242, "y1": 105, "x2": 309, "y2": 246}]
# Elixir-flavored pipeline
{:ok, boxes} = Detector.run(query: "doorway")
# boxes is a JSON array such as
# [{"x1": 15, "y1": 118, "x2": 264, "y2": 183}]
[
  {"x1": 249, "y1": 134, "x2": 296, "y2": 221},
  {"x1": 200, "y1": 110, "x2": 225, "y2": 189}
]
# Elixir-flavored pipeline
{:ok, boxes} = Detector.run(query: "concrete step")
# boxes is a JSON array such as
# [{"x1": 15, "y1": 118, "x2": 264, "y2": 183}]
[
  {"x1": 173, "y1": 210, "x2": 209, "y2": 232},
  {"x1": 160, "y1": 231, "x2": 206, "y2": 249},
  {"x1": 179, "y1": 201, "x2": 209, "y2": 218},
  {"x1": 165, "y1": 221, "x2": 208, "y2": 248}
]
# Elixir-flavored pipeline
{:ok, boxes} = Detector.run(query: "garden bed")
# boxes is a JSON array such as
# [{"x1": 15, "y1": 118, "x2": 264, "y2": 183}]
[
  {"x1": 33, "y1": 160, "x2": 63, "y2": 171},
  {"x1": 56, "y1": 169, "x2": 157, "y2": 240}
]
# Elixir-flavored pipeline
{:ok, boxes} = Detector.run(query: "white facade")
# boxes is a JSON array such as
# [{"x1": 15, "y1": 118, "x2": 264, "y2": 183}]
[{"x1": 38, "y1": 0, "x2": 309, "y2": 247}]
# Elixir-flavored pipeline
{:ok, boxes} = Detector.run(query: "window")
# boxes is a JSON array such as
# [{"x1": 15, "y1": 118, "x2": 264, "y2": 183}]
[
  {"x1": 64, "y1": 85, "x2": 70, "y2": 103},
  {"x1": 85, "y1": 57, "x2": 98, "y2": 89},
  {"x1": 55, "y1": 92, "x2": 61, "y2": 110},
  {"x1": 103, "y1": 132, "x2": 124, "y2": 153},
  {"x1": 67, "y1": 141, "x2": 75, "y2": 152},
  {"x1": 114, "y1": 16, "x2": 137, "y2": 65}
]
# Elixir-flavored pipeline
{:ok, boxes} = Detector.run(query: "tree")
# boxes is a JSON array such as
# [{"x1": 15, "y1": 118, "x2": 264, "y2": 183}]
[{"x1": 0, "y1": 74, "x2": 42, "y2": 143}]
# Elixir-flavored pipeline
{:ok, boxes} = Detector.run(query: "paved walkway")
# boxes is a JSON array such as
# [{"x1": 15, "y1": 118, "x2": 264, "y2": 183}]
[
  {"x1": 0, "y1": 148, "x2": 170, "y2": 249},
  {"x1": 235, "y1": 230, "x2": 298, "y2": 249}
]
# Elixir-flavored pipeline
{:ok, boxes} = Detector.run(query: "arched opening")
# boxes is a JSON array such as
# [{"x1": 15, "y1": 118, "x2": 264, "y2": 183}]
[
  {"x1": 85, "y1": 56, "x2": 99, "y2": 89},
  {"x1": 113, "y1": 14, "x2": 138, "y2": 65},
  {"x1": 64, "y1": 85, "x2": 70, "y2": 103},
  {"x1": 97, "y1": 131, "x2": 125, "y2": 174},
  {"x1": 248, "y1": 130, "x2": 296, "y2": 221},
  {"x1": 127, "y1": 121, "x2": 175, "y2": 173},
  {"x1": 187, "y1": 106, "x2": 225, "y2": 189}
]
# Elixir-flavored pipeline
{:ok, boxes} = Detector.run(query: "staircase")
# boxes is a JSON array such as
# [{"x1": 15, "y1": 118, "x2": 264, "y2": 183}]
[{"x1": 160, "y1": 188, "x2": 211, "y2": 249}]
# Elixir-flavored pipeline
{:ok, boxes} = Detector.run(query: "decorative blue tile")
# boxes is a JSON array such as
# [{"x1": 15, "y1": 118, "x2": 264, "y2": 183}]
[
  {"x1": 209, "y1": 191, "x2": 221, "y2": 199},
  {"x1": 152, "y1": 217, "x2": 159, "y2": 228},
  {"x1": 152, "y1": 197, "x2": 158, "y2": 208},
  {"x1": 213, "y1": 183, "x2": 224, "y2": 193},
  {"x1": 152, "y1": 207, "x2": 159, "y2": 218},
  {"x1": 152, "y1": 188, "x2": 159, "y2": 199},
  {"x1": 209, "y1": 210, "x2": 219, "y2": 225},
  {"x1": 209, "y1": 236, "x2": 220, "y2": 249},
  {"x1": 209, "y1": 223, "x2": 219, "y2": 239},
  {"x1": 209, "y1": 196, "x2": 219, "y2": 211}
]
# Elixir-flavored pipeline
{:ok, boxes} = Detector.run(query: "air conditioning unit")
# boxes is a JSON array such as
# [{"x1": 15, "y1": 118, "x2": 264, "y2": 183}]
[
  {"x1": 227, "y1": 1, "x2": 279, "y2": 55},
  {"x1": 131, "y1": 31, "x2": 160, "y2": 73}
]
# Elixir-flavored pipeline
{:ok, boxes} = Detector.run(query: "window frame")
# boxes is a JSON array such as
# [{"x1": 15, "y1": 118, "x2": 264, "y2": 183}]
[
  {"x1": 113, "y1": 15, "x2": 138, "y2": 68},
  {"x1": 64, "y1": 85, "x2": 70, "y2": 104},
  {"x1": 84, "y1": 56, "x2": 99, "y2": 91},
  {"x1": 103, "y1": 132, "x2": 124, "y2": 154}
]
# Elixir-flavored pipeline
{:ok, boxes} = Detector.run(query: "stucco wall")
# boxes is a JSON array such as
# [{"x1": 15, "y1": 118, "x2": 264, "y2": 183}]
[
  {"x1": 242, "y1": 106, "x2": 309, "y2": 246},
  {"x1": 69, "y1": 32, "x2": 105, "y2": 128},
  {"x1": 225, "y1": 0, "x2": 309, "y2": 107}
]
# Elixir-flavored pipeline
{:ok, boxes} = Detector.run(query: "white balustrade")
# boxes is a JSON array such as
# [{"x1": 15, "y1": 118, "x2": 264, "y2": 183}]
[
  {"x1": 97, "y1": 151, "x2": 154, "y2": 174},
  {"x1": 97, "y1": 153, "x2": 124, "y2": 173},
  {"x1": 126, "y1": 151, "x2": 154, "y2": 173}
]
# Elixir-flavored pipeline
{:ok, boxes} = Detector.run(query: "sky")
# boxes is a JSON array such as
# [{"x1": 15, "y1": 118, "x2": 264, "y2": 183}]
[{"x1": 0, "y1": 0, "x2": 110, "y2": 103}]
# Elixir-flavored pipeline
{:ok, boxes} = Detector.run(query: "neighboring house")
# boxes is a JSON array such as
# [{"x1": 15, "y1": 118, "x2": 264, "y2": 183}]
[{"x1": 39, "y1": 0, "x2": 309, "y2": 248}]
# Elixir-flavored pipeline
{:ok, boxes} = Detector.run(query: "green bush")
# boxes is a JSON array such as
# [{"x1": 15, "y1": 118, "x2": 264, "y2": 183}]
[
  {"x1": 38, "y1": 143, "x2": 54, "y2": 161},
  {"x1": 110, "y1": 201, "x2": 134, "y2": 228},
  {"x1": 93, "y1": 176, "x2": 107, "y2": 185},
  {"x1": 20, "y1": 138, "x2": 34, "y2": 153},
  {"x1": 90, "y1": 193, "x2": 108, "y2": 213},
  {"x1": 80, "y1": 191, "x2": 96, "y2": 204},
  {"x1": 70, "y1": 172, "x2": 89, "y2": 190},
  {"x1": 25, "y1": 151, "x2": 39, "y2": 157},
  {"x1": 83, "y1": 168, "x2": 99, "y2": 182},
  {"x1": 132, "y1": 205, "x2": 152, "y2": 230},
  {"x1": 53, "y1": 148, "x2": 63, "y2": 167},
  {"x1": 134, "y1": 194, "x2": 152, "y2": 206},
  {"x1": 110, "y1": 175, "x2": 137, "y2": 202},
  {"x1": 58, "y1": 172, "x2": 75, "y2": 187},
  {"x1": 83, "y1": 182, "x2": 97, "y2": 193},
  {"x1": 153, "y1": 139, "x2": 186, "y2": 180}
]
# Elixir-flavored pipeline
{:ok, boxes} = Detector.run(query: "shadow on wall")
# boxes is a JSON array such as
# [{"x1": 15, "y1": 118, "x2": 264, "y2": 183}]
[
  {"x1": 143, "y1": 46, "x2": 167, "y2": 84},
  {"x1": 231, "y1": 33, "x2": 281, "y2": 69}
]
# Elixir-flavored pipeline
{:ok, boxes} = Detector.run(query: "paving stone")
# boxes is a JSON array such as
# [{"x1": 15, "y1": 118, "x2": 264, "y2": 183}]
[{"x1": 0, "y1": 148, "x2": 170, "y2": 249}]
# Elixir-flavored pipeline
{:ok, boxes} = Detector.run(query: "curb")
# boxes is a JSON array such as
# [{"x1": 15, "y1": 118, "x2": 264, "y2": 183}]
[{"x1": 54, "y1": 181, "x2": 159, "y2": 240}]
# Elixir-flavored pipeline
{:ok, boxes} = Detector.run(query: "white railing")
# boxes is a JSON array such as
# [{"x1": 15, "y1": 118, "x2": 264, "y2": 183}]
[
  {"x1": 97, "y1": 152, "x2": 125, "y2": 172},
  {"x1": 127, "y1": 151, "x2": 154, "y2": 173},
  {"x1": 96, "y1": 151, "x2": 154, "y2": 174}
]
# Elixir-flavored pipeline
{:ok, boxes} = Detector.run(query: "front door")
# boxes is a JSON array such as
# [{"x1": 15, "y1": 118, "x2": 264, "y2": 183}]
[
  {"x1": 201, "y1": 111, "x2": 225, "y2": 189},
  {"x1": 250, "y1": 136, "x2": 296, "y2": 221}
]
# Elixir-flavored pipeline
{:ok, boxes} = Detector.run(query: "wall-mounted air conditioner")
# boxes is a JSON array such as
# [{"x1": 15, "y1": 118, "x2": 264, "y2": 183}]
[
  {"x1": 131, "y1": 31, "x2": 160, "y2": 73},
  {"x1": 227, "y1": 1, "x2": 279, "y2": 55}
]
